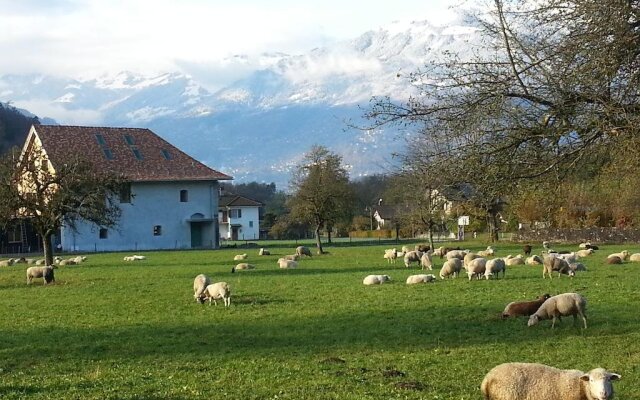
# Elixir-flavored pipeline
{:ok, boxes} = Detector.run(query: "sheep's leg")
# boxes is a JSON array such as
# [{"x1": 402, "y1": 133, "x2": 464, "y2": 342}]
[{"x1": 551, "y1": 316, "x2": 557, "y2": 329}]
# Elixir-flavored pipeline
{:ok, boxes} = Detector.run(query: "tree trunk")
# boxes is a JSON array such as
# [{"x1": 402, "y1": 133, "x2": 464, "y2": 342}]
[
  {"x1": 427, "y1": 221, "x2": 435, "y2": 252},
  {"x1": 326, "y1": 225, "x2": 333, "y2": 244},
  {"x1": 42, "y1": 232, "x2": 54, "y2": 266},
  {"x1": 315, "y1": 225, "x2": 324, "y2": 255},
  {"x1": 489, "y1": 212, "x2": 499, "y2": 243}
]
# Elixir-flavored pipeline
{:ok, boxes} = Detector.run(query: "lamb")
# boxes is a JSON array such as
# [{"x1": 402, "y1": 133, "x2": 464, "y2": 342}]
[
  {"x1": 607, "y1": 250, "x2": 629, "y2": 261},
  {"x1": 420, "y1": 251, "x2": 433, "y2": 270},
  {"x1": 477, "y1": 246, "x2": 495, "y2": 257},
  {"x1": 0, "y1": 259, "x2": 15, "y2": 267},
  {"x1": 363, "y1": 274, "x2": 391, "y2": 285},
  {"x1": 26, "y1": 266, "x2": 56, "y2": 285},
  {"x1": 576, "y1": 248, "x2": 595, "y2": 258},
  {"x1": 501, "y1": 294, "x2": 551, "y2": 318},
  {"x1": 528, "y1": 292, "x2": 587, "y2": 329},
  {"x1": 282, "y1": 254, "x2": 299, "y2": 261},
  {"x1": 465, "y1": 257, "x2": 487, "y2": 280},
  {"x1": 278, "y1": 258, "x2": 298, "y2": 269},
  {"x1": 606, "y1": 256, "x2": 623, "y2": 265},
  {"x1": 522, "y1": 244, "x2": 532, "y2": 256},
  {"x1": 484, "y1": 258, "x2": 506, "y2": 280},
  {"x1": 542, "y1": 255, "x2": 575, "y2": 278},
  {"x1": 202, "y1": 282, "x2": 231, "y2": 306},
  {"x1": 383, "y1": 248, "x2": 398, "y2": 264},
  {"x1": 481, "y1": 362, "x2": 620, "y2": 400},
  {"x1": 525, "y1": 255, "x2": 543, "y2": 265},
  {"x1": 258, "y1": 248, "x2": 270, "y2": 256},
  {"x1": 233, "y1": 253, "x2": 248, "y2": 261},
  {"x1": 295, "y1": 246, "x2": 312, "y2": 257},
  {"x1": 439, "y1": 258, "x2": 463, "y2": 279},
  {"x1": 406, "y1": 274, "x2": 436, "y2": 284},
  {"x1": 232, "y1": 263, "x2": 255, "y2": 272},
  {"x1": 629, "y1": 253, "x2": 640, "y2": 262},
  {"x1": 403, "y1": 250, "x2": 423, "y2": 268},
  {"x1": 193, "y1": 274, "x2": 211, "y2": 303}
]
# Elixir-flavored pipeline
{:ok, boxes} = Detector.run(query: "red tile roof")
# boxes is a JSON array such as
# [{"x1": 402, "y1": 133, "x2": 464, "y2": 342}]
[
  {"x1": 219, "y1": 194, "x2": 263, "y2": 207},
  {"x1": 32, "y1": 125, "x2": 232, "y2": 182}
]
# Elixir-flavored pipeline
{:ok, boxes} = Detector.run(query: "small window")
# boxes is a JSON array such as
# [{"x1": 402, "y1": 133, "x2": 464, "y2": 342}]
[
  {"x1": 99, "y1": 228, "x2": 108, "y2": 239},
  {"x1": 41, "y1": 159, "x2": 49, "y2": 171},
  {"x1": 153, "y1": 225, "x2": 162, "y2": 236},
  {"x1": 249, "y1": 221, "x2": 254, "y2": 228},
  {"x1": 161, "y1": 149, "x2": 172, "y2": 160},
  {"x1": 180, "y1": 190, "x2": 188, "y2": 202},
  {"x1": 124, "y1": 135, "x2": 135, "y2": 145},
  {"x1": 120, "y1": 183, "x2": 131, "y2": 203},
  {"x1": 132, "y1": 148, "x2": 143, "y2": 160},
  {"x1": 95, "y1": 134, "x2": 106, "y2": 145},
  {"x1": 103, "y1": 148, "x2": 114, "y2": 160},
  {"x1": 230, "y1": 209, "x2": 242, "y2": 219}
]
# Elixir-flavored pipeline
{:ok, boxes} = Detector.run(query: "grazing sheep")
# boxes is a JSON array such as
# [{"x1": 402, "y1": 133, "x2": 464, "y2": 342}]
[
  {"x1": 528, "y1": 292, "x2": 587, "y2": 329},
  {"x1": 232, "y1": 263, "x2": 255, "y2": 272},
  {"x1": 202, "y1": 282, "x2": 231, "y2": 306},
  {"x1": 481, "y1": 362, "x2": 620, "y2": 400},
  {"x1": 501, "y1": 294, "x2": 551, "y2": 319},
  {"x1": 258, "y1": 248, "x2": 270, "y2": 256},
  {"x1": 606, "y1": 256, "x2": 623, "y2": 265},
  {"x1": 406, "y1": 274, "x2": 436, "y2": 284},
  {"x1": 575, "y1": 249, "x2": 595, "y2": 258},
  {"x1": 629, "y1": 253, "x2": 640, "y2": 262},
  {"x1": 477, "y1": 246, "x2": 495, "y2": 258},
  {"x1": 522, "y1": 244, "x2": 532, "y2": 256},
  {"x1": 415, "y1": 244, "x2": 430, "y2": 252},
  {"x1": 446, "y1": 249, "x2": 467, "y2": 260},
  {"x1": 503, "y1": 255, "x2": 524, "y2": 266},
  {"x1": 0, "y1": 259, "x2": 15, "y2": 267},
  {"x1": 526, "y1": 255, "x2": 543, "y2": 265},
  {"x1": 432, "y1": 246, "x2": 446, "y2": 258},
  {"x1": 569, "y1": 262, "x2": 587, "y2": 272},
  {"x1": 383, "y1": 248, "x2": 398, "y2": 264},
  {"x1": 278, "y1": 258, "x2": 298, "y2": 269},
  {"x1": 295, "y1": 246, "x2": 312, "y2": 257},
  {"x1": 26, "y1": 266, "x2": 56, "y2": 285},
  {"x1": 542, "y1": 255, "x2": 575, "y2": 278},
  {"x1": 465, "y1": 257, "x2": 487, "y2": 280},
  {"x1": 439, "y1": 258, "x2": 463, "y2": 279},
  {"x1": 363, "y1": 274, "x2": 391, "y2": 285},
  {"x1": 463, "y1": 252, "x2": 480, "y2": 267},
  {"x1": 283, "y1": 254, "x2": 300, "y2": 261},
  {"x1": 484, "y1": 258, "x2": 506, "y2": 280},
  {"x1": 420, "y1": 251, "x2": 433, "y2": 270},
  {"x1": 607, "y1": 251, "x2": 629, "y2": 261},
  {"x1": 403, "y1": 250, "x2": 423, "y2": 268},
  {"x1": 193, "y1": 274, "x2": 211, "y2": 303},
  {"x1": 233, "y1": 253, "x2": 248, "y2": 261}
]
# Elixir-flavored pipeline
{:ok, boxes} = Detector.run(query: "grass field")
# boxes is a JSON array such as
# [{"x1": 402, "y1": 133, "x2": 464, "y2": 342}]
[{"x1": 0, "y1": 240, "x2": 638, "y2": 399}]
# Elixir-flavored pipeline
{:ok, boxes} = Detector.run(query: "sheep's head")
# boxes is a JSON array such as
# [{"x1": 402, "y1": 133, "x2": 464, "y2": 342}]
[
  {"x1": 527, "y1": 314, "x2": 540, "y2": 326},
  {"x1": 581, "y1": 368, "x2": 620, "y2": 400}
]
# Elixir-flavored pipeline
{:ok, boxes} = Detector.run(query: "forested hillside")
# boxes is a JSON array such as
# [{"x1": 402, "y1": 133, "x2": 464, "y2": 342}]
[{"x1": 0, "y1": 103, "x2": 39, "y2": 154}]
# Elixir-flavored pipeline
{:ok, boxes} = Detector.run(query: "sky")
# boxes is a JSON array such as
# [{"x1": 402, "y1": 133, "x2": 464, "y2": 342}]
[{"x1": 0, "y1": 0, "x2": 461, "y2": 89}]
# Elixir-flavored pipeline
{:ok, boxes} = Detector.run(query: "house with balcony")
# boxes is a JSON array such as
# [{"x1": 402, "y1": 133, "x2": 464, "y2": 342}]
[{"x1": 218, "y1": 194, "x2": 262, "y2": 241}]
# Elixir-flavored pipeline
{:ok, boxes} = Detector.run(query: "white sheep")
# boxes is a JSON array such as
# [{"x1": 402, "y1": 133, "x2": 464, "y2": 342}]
[
  {"x1": 446, "y1": 249, "x2": 467, "y2": 260},
  {"x1": 484, "y1": 258, "x2": 506, "y2": 280},
  {"x1": 463, "y1": 252, "x2": 480, "y2": 267},
  {"x1": 403, "y1": 250, "x2": 423, "y2": 268},
  {"x1": 528, "y1": 292, "x2": 587, "y2": 329},
  {"x1": 283, "y1": 254, "x2": 300, "y2": 261},
  {"x1": 542, "y1": 255, "x2": 575, "y2": 279},
  {"x1": 0, "y1": 259, "x2": 15, "y2": 267},
  {"x1": 124, "y1": 255, "x2": 146, "y2": 261},
  {"x1": 401, "y1": 245, "x2": 411, "y2": 253},
  {"x1": 233, "y1": 253, "x2": 248, "y2": 261},
  {"x1": 278, "y1": 258, "x2": 298, "y2": 269},
  {"x1": 477, "y1": 246, "x2": 495, "y2": 257},
  {"x1": 503, "y1": 254, "x2": 524, "y2": 266},
  {"x1": 232, "y1": 263, "x2": 255, "y2": 272},
  {"x1": 193, "y1": 274, "x2": 211, "y2": 303},
  {"x1": 575, "y1": 248, "x2": 595, "y2": 258},
  {"x1": 578, "y1": 242, "x2": 591, "y2": 249},
  {"x1": 420, "y1": 251, "x2": 433, "y2": 270},
  {"x1": 258, "y1": 248, "x2": 270, "y2": 256},
  {"x1": 629, "y1": 253, "x2": 640, "y2": 262},
  {"x1": 526, "y1": 255, "x2": 543, "y2": 265},
  {"x1": 432, "y1": 246, "x2": 446, "y2": 258},
  {"x1": 26, "y1": 266, "x2": 56, "y2": 285},
  {"x1": 383, "y1": 248, "x2": 398, "y2": 264},
  {"x1": 557, "y1": 252, "x2": 578, "y2": 264},
  {"x1": 465, "y1": 257, "x2": 487, "y2": 280},
  {"x1": 295, "y1": 246, "x2": 312, "y2": 257},
  {"x1": 481, "y1": 362, "x2": 620, "y2": 400},
  {"x1": 406, "y1": 274, "x2": 436, "y2": 284},
  {"x1": 202, "y1": 282, "x2": 231, "y2": 306},
  {"x1": 569, "y1": 262, "x2": 587, "y2": 272},
  {"x1": 58, "y1": 259, "x2": 77, "y2": 266},
  {"x1": 439, "y1": 258, "x2": 463, "y2": 279},
  {"x1": 607, "y1": 250, "x2": 629, "y2": 261},
  {"x1": 34, "y1": 259, "x2": 46, "y2": 265},
  {"x1": 363, "y1": 274, "x2": 391, "y2": 285}
]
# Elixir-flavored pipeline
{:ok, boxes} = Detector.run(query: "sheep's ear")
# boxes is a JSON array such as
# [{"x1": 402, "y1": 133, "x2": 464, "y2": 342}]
[
  {"x1": 609, "y1": 373, "x2": 621, "y2": 381},
  {"x1": 579, "y1": 374, "x2": 590, "y2": 381}
]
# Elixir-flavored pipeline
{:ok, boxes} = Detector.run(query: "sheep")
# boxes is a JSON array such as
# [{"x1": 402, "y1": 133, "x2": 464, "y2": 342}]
[
  {"x1": 34, "y1": 259, "x2": 46, "y2": 265},
  {"x1": 578, "y1": 242, "x2": 591, "y2": 249},
  {"x1": 26, "y1": 266, "x2": 56, "y2": 285},
  {"x1": 439, "y1": 258, "x2": 463, "y2": 279},
  {"x1": 575, "y1": 249, "x2": 595, "y2": 258},
  {"x1": 283, "y1": 254, "x2": 299, "y2": 261},
  {"x1": 463, "y1": 252, "x2": 480, "y2": 267},
  {"x1": 585, "y1": 244, "x2": 599, "y2": 250},
  {"x1": 406, "y1": 274, "x2": 436, "y2": 284},
  {"x1": 415, "y1": 244, "x2": 430, "y2": 252},
  {"x1": 542, "y1": 255, "x2": 575, "y2": 278},
  {"x1": 295, "y1": 246, "x2": 312, "y2": 257},
  {"x1": 363, "y1": 274, "x2": 391, "y2": 285},
  {"x1": 629, "y1": 253, "x2": 640, "y2": 262},
  {"x1": 569, "y1": 262, "x2": 587, "y2": 272},
  {"x1": 202, "y1": 282, "x2": 231, "y2": 306},
  {"x1": 606, "y1": 256, "x2": 623, "y2": 265},
  {"x1": 403, "y1": 250, "x2": 423, "y2": 268},
  {"x1": 501, "y1": 294, "x2": 551, "y2": 319},
  {"x1": 401, "y1": 245, "x2": 411, "y2": 253},
  {"x1": 446, "y1": 249, "x2": 467, "y2": 260},
  {"x1": 71, "y1": 256, "x2": 87, "y2": 263},
  {"x1": 193, "y1": 274, "x2": 211, "y2": 303},
  {"x1": 420, "y1": 251, "x2": 433, "y2": 270},
  {"x1": 484, "y1": 258, "x2": 506, "y2": 280},
  {"x1": 528, "y1": 292, "x2": 587, "y2": 329},
  {"x1": 258, "y1": 248, "x2": 270, "y2": 256},
  {"x1": 481, "y1": 362, "x2": 620, "y2": 400},
  {"x1": 13, "y1": 257, "x2": 27, "y2": 264},
  {"x1": 557, "y1": 252, "x2": 578, "y2": 264},
  {"x1": 278, "y1": 258, "x2": 298, "y2": 269},
  {"x1": 232, "y1": 263, "x2": 255, "y2": 272},
  {"x1": 124, "y1": 255, "x2": 146, "y2": 261},
  {"x1": 526, "y1": 255, "x2": 543, "y2": 265},
  {"x1": 465, "y1": 257, "x2": 487, "y2": 280},
  {"x1": 233, "y1": 253, "x2": 248, "y2": 261},
  {"x1": 383, "y1": 248, "x2": 398, "y2": 264},
  {"x1": 0, "y1": 259, "x2": 15, "y2": 267},
  {"x1": 477, "y1": 246, "x2": 495, "y2": 258},
  {"x1": 58, "y1": 259, "x2": 77, "y2": 266},
  {"x1": 395, "y1": 250, "x2": 406, "y2": 258},
  {"x1": 432, "y1": 246, "x2": 446, "y2": 258},
  {"x1": 607, "y1": 250, "x2": 629, "y2": 261},
  {"x1": 503, "y1": 254, "x2": 524, "y2": 266},
  {"x1": 25, "y1": 258, "x2": 37, "y2": 264},
  {"x1": 522, "y1": 244, "x2": 532, "y2": 256}
]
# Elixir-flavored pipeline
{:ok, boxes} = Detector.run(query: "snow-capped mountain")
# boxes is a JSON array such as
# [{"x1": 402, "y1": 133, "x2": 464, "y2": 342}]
[{"x1": 0, "y1": 17, "x2": 479, "y2": 188}]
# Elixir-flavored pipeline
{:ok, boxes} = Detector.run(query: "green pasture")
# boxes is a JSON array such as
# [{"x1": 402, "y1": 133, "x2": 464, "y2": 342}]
[{"x1": 0, "y1": 240, "x2": 638, "y2": 399}]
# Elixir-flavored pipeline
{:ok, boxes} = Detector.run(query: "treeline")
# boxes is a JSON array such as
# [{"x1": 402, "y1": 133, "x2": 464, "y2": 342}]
[{"x1": 0, "y1": 103, "x2": 39, "y2": 155}]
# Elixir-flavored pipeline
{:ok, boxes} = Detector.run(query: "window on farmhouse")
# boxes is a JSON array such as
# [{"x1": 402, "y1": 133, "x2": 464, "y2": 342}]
[
  {"x1": 124, "y1": 135, "x2": 135, "y2": 145},
  {"x1": 249, "y1": 221, "x2": 253, "y2": 228},
  {"x1": 180, "y1": 190, "x2": 188, "y2": 202},
  {"x1": 230, "y1": 209, "x2": 242, "y2": 219},
  {"x1": 120, "y1": 183, "x2": 131, "y2": 203},
  {"x1": 99, "y1": 228, "x2": 108, "y2": 239},
  {"x1": 161, "y1": 149, "x2": 172, "y2": 160},
  {"x1": 153, "y1": 225, "x2": 162, "y2": 236}
]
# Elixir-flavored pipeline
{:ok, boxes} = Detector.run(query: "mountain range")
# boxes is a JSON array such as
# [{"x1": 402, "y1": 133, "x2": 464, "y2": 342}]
[{"x1": 0, "y1": 17, "x2": 479, "y2": 188}]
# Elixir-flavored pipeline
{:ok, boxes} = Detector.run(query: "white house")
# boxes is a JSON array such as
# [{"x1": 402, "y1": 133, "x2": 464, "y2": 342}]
[
  {"x1": 218, "y1": 194, "x2": 262, "y2": 241},
  {"x1": 21, "y1": 124, "x2": 232, "y2": 252}
]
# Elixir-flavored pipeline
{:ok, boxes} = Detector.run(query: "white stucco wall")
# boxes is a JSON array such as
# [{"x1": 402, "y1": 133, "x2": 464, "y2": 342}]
[
  {"x1": 218, "y1": 206, "x2": 260, "y2": 241},
  {"x1": 61, "y1": 180, "x2": 220, "y2": 252}
]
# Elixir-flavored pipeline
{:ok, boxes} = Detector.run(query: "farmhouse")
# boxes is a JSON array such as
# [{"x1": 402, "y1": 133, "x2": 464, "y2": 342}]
[
  {"x1": 218, "y1": 194, "x2": 262, "y2": 241},
  {"x1": 19, "y1": 124, "x2": 231, "y2": 252}
]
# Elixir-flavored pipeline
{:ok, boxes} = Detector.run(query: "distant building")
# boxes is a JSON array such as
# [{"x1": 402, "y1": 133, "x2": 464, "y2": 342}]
[
  {"x1": 18, "y1": 124, "x2": 231, "y2": 252},
  {"x1": 218, "y1": 194, "x2": 262, "y2": 241}
]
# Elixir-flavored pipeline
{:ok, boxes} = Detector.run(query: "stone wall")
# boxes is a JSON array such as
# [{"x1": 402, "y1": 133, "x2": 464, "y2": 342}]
[{"x1": 512, "y1": 228, "x2": 640, "y2": 244}]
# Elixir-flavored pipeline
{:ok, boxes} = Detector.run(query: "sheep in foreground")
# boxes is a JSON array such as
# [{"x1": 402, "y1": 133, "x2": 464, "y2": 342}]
[
  {"x1": 0, "y1": 259, "x2": 15, "y2": 267},
  {"x1": 481, "y1": 362, "x2": 620, "y2": 400},
  {"x1": 363, "y1": 274, "x2": 391, "y2": 285},
  {"x1": 542, "y1": 255, "x2": 575, "y2": 278},
  {"x1": 629, "y1": 253, "x2": 640, "y2": 262},
  {"x1": 193, "y1": 274, "x2": 211, "y2": 303},
  {"x1": 477, "y1": 246, "x2": 495, "y2": 257},
  {"x1": 278, "y1": 258, "x2": 298, "y2": 269},
  {"x1": 26, "y1": 266, "x2": 56, "y2": 285},
  {"x1": 383, "y1": 248, "x2": 398, "y2": 264},
  {"x1": 484, "y1": 258, "x2": 506, "y2": 280},
  {"x1": 233, "y1": 253, "x2": 248, "y2": 261},
  {"x1": 528, "y1": 292, "x2": 587, "y2": 329},
  {"x1": 501, "y1": 294, "x2": 551, "y2": 319},
  {"x1": 282, "y1": 254, "x2": 299, "y2": 261},
  {"x1": 258, "y1": 248, "x2": 270, "y2": 256},
  {"x1": 420, "y1": 251, "x2": 433, "y2": 270},
  {"x1": 466, "y1": 257, "x2": 487, "y2": 280},
  {"x1": 607, "y1": 250, "x2": 629, "y2": 261},
  {"x1": 525, "y1": 255, "x2": 543, "y2": 265},
  {"x1": 403, "y1": 250, "x2": 423, "y2": 268},
  {"x1": 202, "y1": 282, "x2": 231, "y2": 306},
  {"x1": 295, "y1": 246, "x2": 312, "y2": 257},
  {"x1": 439, "y1": 258, "x2": 463, "y2": 279},
  {"x1": 232, "y1": 263, "x2": 255, "y2": 272},
  {"x1": 406, "y1": 274, "x2": 436, "y2": 284}
]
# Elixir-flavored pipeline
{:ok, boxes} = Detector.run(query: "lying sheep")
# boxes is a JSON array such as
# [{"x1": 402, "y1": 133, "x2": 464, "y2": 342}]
[
  {"x1": 439, "y1": 258, "x2": 463, "y2": 279},
  {"x1": 202, "y1": 282, "x2": 231, "y2": 306},
  {"x1": 232, "y1": 263, "x2": 255, "y2": 272},
  {"x1": 575, "y1": 248, "x2": 595, "y2": 258},
  {"x1": 607, "y1": 250, "x2": 629, "y2": 261},
  {"x1": 71, "y1": 256, "x2": 87, "y2": 263},
  {"x1": 569, "y1": 262, "x2": 587, "y2": 272},
  {"x1": 606, "y1": 256, "x2": 623, "y2": 265},
  {"x1": 420, "y1": 251, "x2": 433, "y2": 270},
  {"x1": 406, "y1": 274, "x2": 436, "y2": 284},
  {"x1": 484, "y1": 258, "x2": 506, "y2": 280},
  {"x1": 477, "y1": 246, "x2": 495, "y2": 258},
  {"x1": 34, "y1": 259, "x2": 46, "y2": 266},
  {"x1": 58, "y1": 259, "x2": 77, "y2": 266},
  {"x1": 26, "y1": 266, "x2": 56, "y2": 285},
  {"x1": 403, "y1": 250, "x2": 423, "y2": 268},
  {"x1": 25, "y1": 258, "x2": 37, "y2": 264},
  {"x1": 278, "y1": 258, "x2": 298, "y2": 269},
  {"x1": 465, "y1": 257, "x2": 487, "y2": 280},
  {"x1": 481, "y1": 362, "x2": 620, "y2": 400},
  {"x1": 283, "y1": 254, "x2": 299, "y2": 261},
  {"x1": 193, "y1": 274, "x2": 211, "y2": 303},
  {"x1": 525, "y1": 255, "x2": 543, "y2": 265},
  {"x1": 0, "y1": 259, "x2": 15, "y2": 267},
  {"x1": 629, "y1": 253, "x2": 640, "y2": 262},
  {"x1": 124, "y1": 255, "x2": 146, "y2": 261},
  {"x1": 503, "y1": 254, "x2": 524, "y2": 266},
  {"x1": 258, "y1": 248, "x2": 270, "y2": 256},
  {"x1": 363, "y1": 274, "x2": 391, "y2": 285},
  {"x1": 295, "y1": 246, "x2": 312, "y2": 257},
  {"x1": 383, "y1": 248, "x2": 398, "y2": 264},
  {"x1": 501, "y1": 294, "x2": 551, "y2": 319},
  {"x1": 233, "y1": 253, "x2": 248, "y2": 261},
  {"x1": 528, "y1": 292, "x2": 587, "y2": 329},
  {"x1": 542, "y1": 255, "x2": 575, "y2": 278},
  {"x1": 13, "y1": 257, "x2": 27, "y2": 264}
]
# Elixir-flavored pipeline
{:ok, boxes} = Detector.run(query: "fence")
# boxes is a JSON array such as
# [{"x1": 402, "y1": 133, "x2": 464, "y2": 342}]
[{"x1": 512, "y1": 227, "x2": 640, "y2": 244}]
